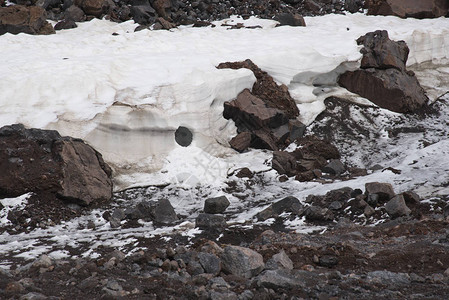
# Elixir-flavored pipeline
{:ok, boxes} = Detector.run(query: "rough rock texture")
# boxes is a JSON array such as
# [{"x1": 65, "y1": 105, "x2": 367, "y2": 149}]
[
  {"x1": 275, "y1": 12, "x2": 306, "y2": 26},
  {"x1": 339, "y1": 30, "x2": 429, "y2": 113},
  {"x1": 367, "y1": 0, "x2": 449, "y2": 19},
  {"x1": 204, "y1": 196, "x2": 230, "y2": 214},
  {"x1": 218, "y1": 59, "x2": 299, "y2": 118},
  {"x1": 385, "y1": 194, "x2": 411, "y2": 218},
  {"x1": 0, "y1": 124, "x2": 112, "y2": 206},
  {"x1": 0, "y1": 5, "x2": 55, "y2": 35},
  {"x1": 365, "y1": 182, "x2": 396, "y2": 202},
  {"x1": 221, "y1": 246, "x2": 264, "y2": 279}
]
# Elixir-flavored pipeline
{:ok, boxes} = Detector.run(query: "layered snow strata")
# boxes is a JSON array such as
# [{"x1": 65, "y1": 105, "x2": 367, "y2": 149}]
[{"x1": 0, "y1": 14, "x2": 449, "y2": 189}]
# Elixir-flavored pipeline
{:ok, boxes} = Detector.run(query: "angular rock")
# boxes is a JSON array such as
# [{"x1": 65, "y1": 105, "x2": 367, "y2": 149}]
[
  {"x1": 0, "y1": 124, "x2": 112, "y2": 206},
  {"x1": 204, "y1": 196, "x2": 230, "y2": 214},
  {"x1": 152, "y1": 0, "x2": 172, "y2": 17},
  {"x1": 322, "y1": 159, "x2": 345, "y2": 175},
  {"x1": 367, "y1": 0, "x2": 449, "y2": 19},
  {"x1": 197, "y1": 252, "x2": 221, "y2": 275},
  {"x1": 365, "y1": 182, "x2": 395, "y2": 202},
  {"x1": 64, "y1": 5, "x2": 86, "y2": 22},
  {"x1": 196, "y1": 213, "x2": 226, "y2": 230},
  {"x1": 297, "y1": 136, "x2": 340, "y2": 160},
  {"x1": 151, "y1": 199, "x2": 178, "y2": 225},
  {"x1": 345, "y1": 0, "x2": 364, "y2": 13},
  {"x1": 275, "y1": 13, "x2": 306, "y2": 27},
  {"x1": 0, "y1": 5, "x2": 55, "y2": 35},
  {"x1": 266, "y1": 250, "x2": 294, "y2": 270},
  {"x1": 223, "y1": 89, "x2": 288, "y2": 131},
  {"x1": 339, "y1": 68, "x2": 428, "y2": 113},
  {"x1": 272, "y1": 151, "x2": 297, "y2": 177},
  {"x1": 357, "y1": 30, "x2": 409, "y2": 71},
  {"x1": 339, "y1": 31, "x2": 429, "y2": 113},
  {"x1": 402, "y1": 190, "x2": 421, "y2": 205},
  {"x1": 304, "y1": 206, "x2": 333, "y2": 221},
  {"x1": 221, "y1": 246, "x2": 264, "y2": 279},
  {"x1": 130, "y1": 4, "x2": 156, "y2": 25},
  {"x1": 271, "y1": 196, "x2": 304, "y2": 215},
  {"x1": 288, "y1": 119, "x2": 306, "y2": 141},
  {"x1": 218, "y1": 59, "x2": 299, "y2": 118},
  {"x1": 229, "y1": 132, "x2": 252, "y2": 152},
  {"x1": 385, "y1": 194, "x2": 411, "y2": 218}
]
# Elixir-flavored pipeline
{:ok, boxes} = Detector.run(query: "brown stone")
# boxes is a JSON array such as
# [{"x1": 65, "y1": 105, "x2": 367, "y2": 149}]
[
  {"x1": 0, "y1": 124, "x2": 113, "y2": 206},
  {"x1": 75, "y1": 0, "x2": 113, "y2": 18},
  {"x1": 218, "y1": 59, "x2": 299, "y2": 118},
  {"x1": 0, "y1": 5, "x2": 55, "y2": 35},
  {"x1": 338, "y1": 68, "x2": 428, "y2": 113},
  {"x1": 223, "y1": 89, "x2": 288, "y2": 131},
  {"x1": 272, "y1": 151, "x2": 297, "y2": 176},
  {"x1": 367, "y1": 0, "x2": 449, "y2": 19},
  {"x1": 229, "y1": 132, "x2": 252, "y2": 152}
]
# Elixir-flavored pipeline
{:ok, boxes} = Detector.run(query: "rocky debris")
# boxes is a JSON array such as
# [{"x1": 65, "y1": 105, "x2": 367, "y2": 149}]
[
  {"x1": 196, "y1": 213, "x2": 226, "y2": 230},
  {"x1": 271, "y1": 135, "x2": 341, "y2": 181},
  {"x1": 219, "y1": 59, "x2": 306, "y2": 152},
  {"x1": 220, "y1": 245, "x2": 264, "y2": 279},
  {"x1": 256, "y1": 196, "x2": 304, "y2": 221},
  {"x1": 367, "y1": 0, "x2": 449, "y2": 19},
  {"x1": 365, "y1": 182, "x2": 395, "y2": 203},
  {"x1": 0, "y1": 124, "x2": 113, "y2": 207},
  {"x1": 339, "y1": 30, "x2": 428, "y2": 113},
  {"x1": 204, "y1": 196, "x2": 230, "y2": 214},
  {"x1": 0, "y1": 5, "x2": 55, "y2": 35},
  {"x1": 111, "y1": 199, "x2": 178, "y2": 226}
]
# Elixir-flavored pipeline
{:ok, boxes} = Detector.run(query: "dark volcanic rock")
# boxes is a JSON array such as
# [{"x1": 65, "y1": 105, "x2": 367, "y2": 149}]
[
  {"x1": 218, "y1": 59, "x2": 299, "y2": 118},
  {"x1": 366, "y1": 0, "x2": 449, "y2": 19},
  {"x1": 54, "y1": 19, "x2": 77, "y2": 30},
  {"x1": 0, "y1": 5, "x2": 55, "y2": 35},
  {"x1": 204, "y1": 196, "x2": 230, "y2": 214},
  {"x1": 223, "y1": 89, "x2": 289, "y2": 131},
  {"x1": 365, "y1": 182, "x2": 395, "y2": 203},
  {"x1": 339, "y1": 30, "x2": 428, "y2": 113},
  {"x1": 64, "y1": 5, "x2": 86, "y2": 22},
  {"x1": 196, "y1": 213, "x2": 226, "y2": 230},
  {"x1": 0, "y1": 124, "x2": 113, "y2": 206},
  {"x1": 272, "y1": 151, "x2": 297, "y2": 177},
  {"x1": 150, "y1": 199, "x2": 178, "y2": 225},
  {"x1": 175, "y1": 126, "x2": 193, "y2": 147},
  {"x1": 385, "y1": 194, "x2": 411, "y2": 218},
  {"x1": 229, "y1": 132, "x2": 252, "y2": 152},
  {"x1": 75, "y1": 0, "x2": 113, "y2": 18},
  {"x1": 357, "y1": 30, "x2": 409, "y2": 71}
]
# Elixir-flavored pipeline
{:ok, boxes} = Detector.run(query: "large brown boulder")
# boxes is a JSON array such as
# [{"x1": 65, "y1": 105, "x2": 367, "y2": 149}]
[
  {"x1": 0, "y1": 124, "x2": 113, "y2": 206},
  {"x1": 0, "y1": 5, "x2": 55, "y2": 35},
  {"x1": 367, "y1": 0, "x2": 449, "y2": 19},
  {"x1": 338, "y1": 31, "x2": 428, "y2": 113},
  {"x1": 75, "y1": 0, "x2": 113, "y2": 18}
]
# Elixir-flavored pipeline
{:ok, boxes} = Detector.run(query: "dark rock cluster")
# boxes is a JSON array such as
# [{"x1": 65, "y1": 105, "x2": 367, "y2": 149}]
[{"x1": 339, "y1": 30, "x2": 429, "y2": 113}]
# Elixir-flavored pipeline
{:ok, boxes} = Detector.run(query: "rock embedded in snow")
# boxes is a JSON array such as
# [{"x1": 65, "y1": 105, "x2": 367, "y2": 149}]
[
  {"x1": 272, "y1": 151, "x2": 297, "y2": 177},
  {"x1": 0, "y1": 124, "x2": 113, "y2": 206},
  {"x1": 367, "y1": 0, "x2": 449, "y2": 19},
  {"x1": 204, "y1": 196, "x2": 230, "y2": 214},
  {"x1": 220, "y1": 246, "x2": 264, "y2": 279},
  {"x1": 275, "y1": 13, "x2": 306, "y2": 27},
  {"x1": 322, "y1": 159, "x2": 346, "y2": 175},
  {"x1": 339, "y1": 30, "x2": 429, "y2": 113},
  {"x1": 0, "y1": 5, "x2": 55, "y2": 35},
  {"x1": 195, "y1": 213, "x2": 226, "y2": 230}
]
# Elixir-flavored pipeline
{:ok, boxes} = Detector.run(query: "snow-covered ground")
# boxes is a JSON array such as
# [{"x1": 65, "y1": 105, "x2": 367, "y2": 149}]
[
  {"x1": 1, "y1": 13, "x2": 449, "y2": 190},
  {"x1": 1, "y1": 13, "x2": 449, "y2": 267}
]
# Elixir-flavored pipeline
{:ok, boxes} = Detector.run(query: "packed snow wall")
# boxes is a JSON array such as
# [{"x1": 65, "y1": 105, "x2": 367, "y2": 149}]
[{"x1": 1, "y1": 14, "x2": 449, "y2": 190}]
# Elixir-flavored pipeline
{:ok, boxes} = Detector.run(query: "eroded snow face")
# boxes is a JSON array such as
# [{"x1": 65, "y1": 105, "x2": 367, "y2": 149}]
[{"x1": 1, "y1": 14, "x2": 449, "y2": 190}]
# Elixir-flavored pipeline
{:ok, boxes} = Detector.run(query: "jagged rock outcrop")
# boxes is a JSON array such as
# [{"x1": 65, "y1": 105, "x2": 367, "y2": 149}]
[
  {"x1": 0, "y1": 5, "x2": 55, "y2": 35},
  {"x1": 0, "y1": 124, "x2": 113, "y2": 206},
  {"x1": 338, "y1": 30, "x2": 429, "y2": 113},
  {"x1": 366, "y1": 0, "x2": 449, "y2": 19}
]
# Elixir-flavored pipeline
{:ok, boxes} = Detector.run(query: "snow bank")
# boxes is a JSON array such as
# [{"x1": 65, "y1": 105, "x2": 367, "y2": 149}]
[{"x1": 1, "y1": 14, "x2": 449, "y2": 190}]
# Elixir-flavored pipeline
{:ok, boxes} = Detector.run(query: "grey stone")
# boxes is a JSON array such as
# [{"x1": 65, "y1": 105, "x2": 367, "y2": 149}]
[
  {"x1": 238, "y1": 290, "x2": 254, "y2": 300},
  {"x1": 402, "y1": 191, "x2": 421, "y2": 204},
  {"x1": 322, "y1": 159, "x2": 345, "y2": 175},
  {"x1": 329, "y1": 201, "x2": 343, "y2": 210},
  {"x1": 221, "y1": 246, "x2": 264, "y2": 279},
  {"x1": 198, "y1": 252, "x2": 221, "y2": 275},
  {"x1": 318, "y1": 255, "x2": 338, "y2": 267},
  {"x1": 304, "y1": 206, "x2": 334, "y2": 221},
  {"x1": 19, "y1": 293, "x2": 48, "y2": 300},
  {"x1": 367, "y1": 270, "x2": 410, "y2": 285},
  {"x1": 385, "y1": 195, "x2": 411, "y2": 218},
  {"x1": 195, "y1": 213, "x2": 226, "y2": 230},
  {"x1": 32, "y1": 255, "x2": 52, "y2": 269},
  {"x1": 186, "y1": 260, "x2": 204, "y2": 276},
  {"x1": 151, "y1": 199, "x2": 178, "y2": 225},
  {"x1": 175, "y1": 126, "x2": 193, "y2": 147},
  {"x1": 209, "y1": 291, "x2": 238, "y2": 300},
  {"x1": 209, "y1": 276, "x2": 230, "y2": 289},
  {"x1": 275, "y1": 13, "x2": 306, "y2": 26},
  {"x1": 266, "y1": 250, "x2": 293, "y2": 270},
  {"x1": 365, "y1": 182, "x2": 396, "y2": 202},
  {"x1": 204, "y1": 196, "x2": 230, "y2": 214}
]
